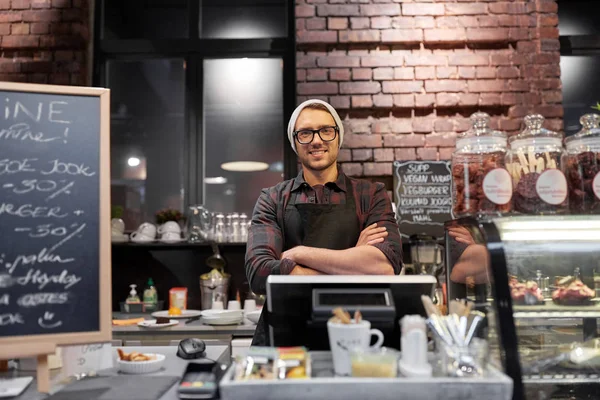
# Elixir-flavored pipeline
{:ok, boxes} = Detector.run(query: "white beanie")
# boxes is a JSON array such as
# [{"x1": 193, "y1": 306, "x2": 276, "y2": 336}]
[{"x1": 287, "y1": 99, "x2": 344, "y2": 154}]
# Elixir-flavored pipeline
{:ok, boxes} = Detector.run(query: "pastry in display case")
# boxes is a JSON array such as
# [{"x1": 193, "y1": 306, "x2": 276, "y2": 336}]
[{"x1": 445, "y1": 215, "x2": 600, "y2": 400}]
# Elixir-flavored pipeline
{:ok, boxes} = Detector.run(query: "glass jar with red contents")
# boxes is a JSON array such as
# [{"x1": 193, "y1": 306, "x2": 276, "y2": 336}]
[
  {"x1": 451, "y1": 112, "x2": 512, "y2": 217},
  {"x1": 507, "y1": 114, "x2": 568, "y2": 214},
  {"x1": 565, "y1": 113, "x2": 600, "y2": 214}
]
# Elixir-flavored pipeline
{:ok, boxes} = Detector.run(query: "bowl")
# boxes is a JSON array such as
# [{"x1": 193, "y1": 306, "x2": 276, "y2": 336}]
[
  {"x1": 245, "y1": 310, "x2": 261, "y2": 324},
  {"x1": 117, "y1": 353, "x2": 165, "y2": 374}
]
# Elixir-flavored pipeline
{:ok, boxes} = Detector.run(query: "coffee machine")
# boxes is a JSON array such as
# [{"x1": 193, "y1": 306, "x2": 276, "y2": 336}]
[{"x1": 409, "y1": 234, "x2": 445, "y2": 277}]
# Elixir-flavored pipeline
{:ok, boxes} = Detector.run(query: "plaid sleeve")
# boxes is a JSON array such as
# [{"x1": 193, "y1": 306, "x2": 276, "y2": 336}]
[
  {"x1": 245, "y1": 188, "x2": 295, "y2": 294},
  {"x1": 365, "y1": 183, "x2": 404, "y2": 275}
]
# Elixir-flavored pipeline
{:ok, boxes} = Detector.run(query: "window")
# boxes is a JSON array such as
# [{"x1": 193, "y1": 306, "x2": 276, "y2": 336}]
[{"x1": 94, "y1": 0, "x2": 296, "y2": 227}]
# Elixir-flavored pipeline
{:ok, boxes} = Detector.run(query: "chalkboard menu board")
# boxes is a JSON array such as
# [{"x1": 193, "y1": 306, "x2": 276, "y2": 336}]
[
  {"x1": 393, "y1": 160, "x2": 452, "y2": 239},
  {"x1": 0, "y1": 83, "x2": 110, "y2": 349}
]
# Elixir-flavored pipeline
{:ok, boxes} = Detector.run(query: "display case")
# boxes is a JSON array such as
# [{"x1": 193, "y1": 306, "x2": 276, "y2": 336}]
[{"x1": 445, "y1": 216, "x2": 600, "y2": 400}]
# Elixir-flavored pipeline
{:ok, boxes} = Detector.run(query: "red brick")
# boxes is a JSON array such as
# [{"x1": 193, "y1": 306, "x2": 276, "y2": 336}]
[
  {"x1": 31, "y1": 0, "x2": 50, "y2": 8},
  {"x1": 351, "y1": 95, "x2": 373, "y2": 108},
  {"x1": 349, "y1": 119, "x2": 372, "y2": 134},
  {"x1": 339, "y1": 30, "x2": 380, "y2": 43},
  {"x1": 516, "y1": 40, "x2": 537, "y2": 53},
  {"x1": 413, "y1": 16, "x2": 435, "y2": 28},
  {"x1": 390, "y1": 119, "x2": 413, "y2": 134},
  {"x1": 371, "y1": 16, "x2": 391, "y2": 29},
  {"x1": 537, "y1": 27, "x2": 559, "y2": 39},
  {"x1": 540, "y1": 39, "x2": 560, "y2": 52},
  {"x1": 381, "y1": 29, "x2": 423, "y2": 43},
  {"x1": 298, "y1": 82, "x2": 338, "y2": 95},
  {"x1": 361, "y1": 55, "x2": 403, "y2": 67},
  {"x1": 0, "y1": 22, "x2": 9, "y2": 34},
  {"x1": 364, "y1": 162, "x2": 392, "y2": 177},
  {"x1": 509, "y1": 80, "x2": 530, "y2": 92},
  {"x1": 497, "y1": 66, "x2": 519, "y2": 79},
  {"x1": 543, "y1": 90, "x2": 562, "y2": 104},
  {"x1": 501, "y1": 92, "x2": 522, "y2": 105},
  {"x1": 436, "y1": 93, "x2": 459, "y2": 107},
  {"x1": 0, "y1": 0, "x2": 9, "y2": 9},
  {"x1": 457, "y1": 67, "x2": 475, "y2": 79},
  {"x1": 327, "y1": 17, "x2": 347, "y2": 30},
  {"x1": 22, "y1": 9, "x2": 60, "y2": 21},
  {"x1": 340, "y1": 81, "x2": 380, "y2": 94},
  {"x1": 499, "y1": 118, "x2": 522, "y2": 131},
  {"x1": 11, "y1": 0, "x2": 30, "y2": 9},
  {"x1": 307, "y1": 68, "x2": 327, "y2": 81},
  {"x1": 497, "y1": 15, "x2": 519, "y2": 27},
  {"x1": 5, "y1": 35, "x2": 42, "y2": 49},
  {"x1": 425, "y1": 133, "x2": 457, "y2": 147},
  {"x1": 329, "y1": 95, "x2": 350, "y2": 109},
  {"x1": 0, "y1": 12, "x2": 22, "y2": 22},
  {"x1": 374, "y1": 148, "x2": 394, "y2": 162},
  {"x1": 330, "y1": 68, "x2": 350, "y2": 81},
  {"x1": 50, "y1": 22, "x2": 72, "y2": 34},
  {"x1": 478, "y1": 16, "x2": 499, "y2": 28},
  {"x1": 402, "y1": 3, "x2": 444, "y2": 16},
  {"x1": 372, "y1": 120, "x2": 392, "y2": 134},
  {"x1": 306, "y1": 18, "x2": 326, "y2": 30},
  {"x1": 373, "y1": 67, "x2": 394, "y2": 80},
  {"x1": 435, "y1": 119, "x2": 454, "y2": 132},
  {"x1": 415, "y1": 66, "x2": 435, "y2": 80},
  {"x1": 394, "y1": 148, "x2": 417, "y2": 161},
  {"x1": 437, "y1": 147, "x2": 453, "y2": 160},
  {"x1": 424, "y1": 28, "x2": 466, "y2": 42},
  {"x1": 539, "y1": 14, "x2": 558, "y2": 27},
  {"x1": 352, "y1": 68, "x2": 372, "y2": 80},
  {"x1": 413, "y1": 117, "x2": 434, "y2": 133},
  {"x1": 297, "y1": 69, "x2": 306, "y2": 81},
  {"x1": 344, "y1": 133, "x2": 382, "y2": 148},
  {"x1": 415, "y1": 93, "x2": 435, "y2": 108},
  {"x1": 352, "y1": 149, "x2": 373, "y2": 162},
  {"x1": 317, "y1": 5, "x2": 359, "y2": 17},
  {"x1": 10, "y1": 22, "x2": 29, "y2": 34},
  {"x1": 417, "y1": 147, "x2": 438, "y2": 161},
  {"x1": 476, "y1": 67, "x2": 496, "y2": 79},
  {"x1": 508, "y1": 28, "x2": 529, "y2": 41},
  {"x1": 338, "y1": 148, "x2": 352, "y2": 163},
  {"x1": 489, "y1": 2, "x2": 528, "y2": 15},
  {"x1": 360, "y1": 4, "x2": 400, "y2": 16},
  {"x1": 350, "y1": 17, "x2": 369, "y2": 29},
  {"x1": 480, "y1": 93, "x2": 501, "y2": 106},
  {"x1": 491, "y1": 53, "x2": 512, "y2": 66},
  {"x1": 537, "y1": 1, "x2": 558, "y2": 13},
  {"x1": 51, "y1": 0, "x2": 70, "y2": 7},
  {"x1": 341, "y1": 163, "x2": 363, "y2": 177},
  {"x1": 296, "y1": 5, "x2": 315, "y2": 17},
  {"x1": 530, "y1": 52, "x2": 559, "y2": 65},
  {"x1": 0, "y1": 60, "x2": 20, "y2": 72},
  {"x1": 468, "y1": 80, "x2": 506, "y2": 92},
  {"x1": 298, "y1": 55, "x2": 317, "y2": 68},
  {"x1": 404, "y1": 54, "x2": 446, "y2": 66},
  {"x1": 373, "y1": 94, "x2": 393, "y2": 108},
  {"x1": 536, "y1": 105, "x2": 563, "y2": 118},
  {"x1": 382, "y1": 81, "x2": 423, "y2": 93},
  {"x1": 384, "y1": 134, "x2": 425, "y2": 147},
  {"x1": 39, "y1": 34, "x2": 83, "y2": 48},
  {"x1": 425, "y1": 80, "x2": 466, "y2": 93},
  {"x1": 445, "y1": 3, "x2": 487, "y2": 15},
  {"x1": 297, "y1": 30, "x2": 337, "y2": 43},
  {"x1": 436, "y1": 67, "x2": 456, "y2": 79},
  {"x1": 394, "y1": 94, "x2": 415, "y2": 108},
  {"x1": 318, "y1": 56, "x2": 359, "y2": 68},
  {"x1": 523, "y1": 92, "x2": 542, "y2": 105},
  {"x1": 508, "y1": 106, "x2": 528, "y2": 118},
  {"x1": 436, "y1": 16, "x2": 460, "y2": 28},
  {"x1": 545, "y1": 118, "x2": 564, "y2": 132},
  {"x1": 391, "y1": 16, "x2": 414, "y2": 28},
  {"x1": 448, "y1": 54, "x2": 488, "y2": 66},
  {"x1": 394, "y1": 67, "x2": 414, "y2": 80},
  {"x1": 458, "y1": 93, "x2": 480, "y2": 106},
  {"x1": 466, "y1": 28, "x2": 509, "y2": 42}
]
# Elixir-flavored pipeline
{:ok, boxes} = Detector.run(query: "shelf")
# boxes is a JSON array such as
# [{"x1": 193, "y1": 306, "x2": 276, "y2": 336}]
[
  {"x1": 523, "y1": 373, "x2": 600, "y2": 385},
  {"x1": 111, "y1": 241, "x2": 247, "y2": 250},
  {"x1": 513, "y1": 302, "x2": 600, "y2": 319}
]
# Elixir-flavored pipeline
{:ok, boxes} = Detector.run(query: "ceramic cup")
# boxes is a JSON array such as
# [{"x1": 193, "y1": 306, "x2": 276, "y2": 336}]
[
  {"x1": 212, "y1": 301, "x2": 224, "y2": 310},
  {"x1": 111, "y1": 218, "x2": 125, "y2": 234},
  {"x1": 227, "y1": 300, "x2": 241, "y2": 311},
  {"x1": 161, "y1": 231, "x2": 181, "y2": 242},
  {"x1": 133, "y1": 222, "x2": 157, "y2": 239},
  {"x1": 158, "y1": 221, "x2": 181, "y2": 235},
  {"x1": 130, "y1": 232, "x2": 154, "y2": 242},
  {"x1": 327, "y1": 320, "x2": 384, "y2": 376},
  {"x1": 243, "y1": 299, "x2": 256, "y2": 313}
]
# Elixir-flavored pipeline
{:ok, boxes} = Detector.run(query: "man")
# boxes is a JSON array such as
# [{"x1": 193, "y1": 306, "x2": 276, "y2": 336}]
[{"x1": 245, "y1": 99, "x2": 403, "y2": 345}]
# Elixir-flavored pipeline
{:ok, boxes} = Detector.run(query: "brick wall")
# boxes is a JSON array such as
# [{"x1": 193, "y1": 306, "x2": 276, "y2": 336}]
[
  {"x1": 0, "y1": 0, "x2": 90, "y2": 85},
  {"x1": 296, "y1": 0, "x2": 563, "y2": 179}
]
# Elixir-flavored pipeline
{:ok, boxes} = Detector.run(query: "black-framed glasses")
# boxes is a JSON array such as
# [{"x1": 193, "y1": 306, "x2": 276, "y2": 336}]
[{"x1": 294, "y1": 126, "x2": 338, "y2": 144}]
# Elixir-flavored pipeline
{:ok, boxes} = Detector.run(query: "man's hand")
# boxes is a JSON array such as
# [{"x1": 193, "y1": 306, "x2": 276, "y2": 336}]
[
  {"x1": 448, "y1": 226, "x2": 476, "y2": 245},
  {"x1": 355, "y1": 223, "x2": 388, "y2": 246},
  {"x1": 290, "y1": 265, "x2": 324, "y2": 275},
  {"x1": 281, "y1": 246, "x2": 306, "y2": 263}
]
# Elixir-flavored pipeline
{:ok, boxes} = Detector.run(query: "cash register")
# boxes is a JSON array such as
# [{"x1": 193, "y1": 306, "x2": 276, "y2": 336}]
[{"x1": 265, "y1": 276, "x2": 436, "y2": 350}]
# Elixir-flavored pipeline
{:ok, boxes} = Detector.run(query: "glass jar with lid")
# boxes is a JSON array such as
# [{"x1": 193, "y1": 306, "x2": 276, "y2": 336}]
[
  {"x1": 507, "y1": 114, "x2": 568, "y2": 214},
  {"x1": 565, "y1": 113, "x2": 600, "y2": 213},
  {"x1": 451, "y1": 112, "x2": 512, "y2": 217}
]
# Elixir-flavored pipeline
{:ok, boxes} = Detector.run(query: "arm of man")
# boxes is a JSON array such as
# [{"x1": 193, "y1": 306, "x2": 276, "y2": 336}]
[
  {"x1": 281, "y1": 183, "x2": 403, "y2": 275},
  {"x1": 245, "y1": 189, "x2": 297, "y2": 294}
]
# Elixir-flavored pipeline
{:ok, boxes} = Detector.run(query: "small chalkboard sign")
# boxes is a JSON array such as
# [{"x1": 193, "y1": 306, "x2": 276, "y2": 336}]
[
  {"x1": 393, "y1": 160, "x2": 452, "y2": 239},
  {"x1": 0, "y1": 82, "x2": 111, "y2": 392}
]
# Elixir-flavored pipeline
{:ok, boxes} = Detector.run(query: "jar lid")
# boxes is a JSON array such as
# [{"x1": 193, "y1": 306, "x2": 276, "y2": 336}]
[
  {"x1": 565, "y1": 113, "x2": 600, "y2": 149},
  {"x1": 509, "y1": 114, "x2": 562, "y2": 148},
  {"x1": 455, "y1": 112, "x2": 507, "y2": 150}
]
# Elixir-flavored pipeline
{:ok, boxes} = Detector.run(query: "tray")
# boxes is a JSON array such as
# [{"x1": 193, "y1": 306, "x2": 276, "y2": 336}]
[{"x1": 219, "y1": 351, "x2": 513, "y2": 400}]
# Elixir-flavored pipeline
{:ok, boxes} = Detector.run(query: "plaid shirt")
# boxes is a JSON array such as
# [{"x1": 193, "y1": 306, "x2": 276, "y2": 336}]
[{"x1": 245, "y1": 170, "x2": 403, "y2": 294}]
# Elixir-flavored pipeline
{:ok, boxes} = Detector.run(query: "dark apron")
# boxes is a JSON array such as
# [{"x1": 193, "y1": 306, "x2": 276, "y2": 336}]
[{"x1": 252, "y1": 176, "x2": 361, "y2": 346}]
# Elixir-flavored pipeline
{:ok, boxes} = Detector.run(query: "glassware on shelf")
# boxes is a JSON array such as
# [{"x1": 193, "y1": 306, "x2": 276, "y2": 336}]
[
  {"x1": 214, "y1": 213, "x2": 226, "y2": 243},
  {"x1": 186, "y1": 205, "x2": 213, "y2": 242},
  {"x1": 239, "y1": 213, "x2": 248, "y2": 242}
]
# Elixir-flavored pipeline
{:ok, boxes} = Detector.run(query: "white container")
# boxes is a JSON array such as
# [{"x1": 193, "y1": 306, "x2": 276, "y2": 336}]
[{"x1": 117, "y1": 353, "x2": 165, "y2": 374}]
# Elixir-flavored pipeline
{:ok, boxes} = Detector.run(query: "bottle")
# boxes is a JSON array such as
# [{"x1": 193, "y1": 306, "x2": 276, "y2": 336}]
[
  {"x1": 143, "y1": 278, "x2": 158, "y2": 311},
  {"x1": 126, "y1": 284, "x2": 140, "y2": 304}
]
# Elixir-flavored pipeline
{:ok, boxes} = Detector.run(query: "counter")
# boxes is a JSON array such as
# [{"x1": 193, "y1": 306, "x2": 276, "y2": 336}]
[{"x1": 5, "y1": 345, "x2": 230, "y2": 400}]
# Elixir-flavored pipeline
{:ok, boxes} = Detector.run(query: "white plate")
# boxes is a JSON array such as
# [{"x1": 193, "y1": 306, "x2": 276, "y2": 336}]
[
  {"x1": 159, "y1": 238, "x2": 186, "y2": 243},
  {"x1": 111, "y1": 234, "x2": 129, "y2": 243},
  {"x1": 117, "y1": 353, "x2": 165, "y2": 374},
  {"x1": 245, "y1": 310, "x2": 261, "y2": 324},
  {"x1": 201, "y1": 309, "x2": 243, "y2": 318},
  {"x1": 151, "y1": 310, "x2": 202, "y2": 319},
  {"x1": 137, "y1": 319, "x2": 179, "y2": 329},
  {"x1": 202, "y1": 316, "x2": 243, "y2": 326}
]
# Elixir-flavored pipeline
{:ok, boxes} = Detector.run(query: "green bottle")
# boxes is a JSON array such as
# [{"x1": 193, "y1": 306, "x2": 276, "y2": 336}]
[{"x1": 143, "y1": 278, "x2": 158, "y2": 311}]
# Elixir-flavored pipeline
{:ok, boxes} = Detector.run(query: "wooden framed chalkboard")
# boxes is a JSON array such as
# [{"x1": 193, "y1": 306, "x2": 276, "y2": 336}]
[
  {"x1": 393, "y1": 160, "x2": 452, "y2": 239},
  {"x1": 0, "y1": 82, "x2": 111, "y2": 390}
]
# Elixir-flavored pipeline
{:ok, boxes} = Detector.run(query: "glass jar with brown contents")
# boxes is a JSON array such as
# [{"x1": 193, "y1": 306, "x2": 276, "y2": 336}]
[
  {"x1": 451, "y1": 112, "x2": 512, "y2": 217},
  {"x1": 565, "y1": 113, "x2": 600, "y2": 214},
  {"x1": 507, "y1": 114, "x2": 568, "y2": 214}
]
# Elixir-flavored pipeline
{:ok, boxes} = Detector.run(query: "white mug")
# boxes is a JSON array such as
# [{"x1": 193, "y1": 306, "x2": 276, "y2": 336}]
[
  {"x1": 134, "y1": 222, "x2": 157, "y2": 239},
  {"x1": 327, "y1": 320, "x2": 384, "y2": 376},
  {"x1": 111, "y1": 218, "x2": 125, "y2": 234},
  {"x1": 158, "y1": 221, "x2": 181, "y2": 235},
  {"x1": 160, "y1": 231, "x2": 181, "y2": 242},
  {"x1": 227, "y1": 300, "x2": 241, "y2": 311},
  {"x1": 212, "y1": 300, "x2": 224, "y2": 310},
  {"x1": 243, "y1": 299, "x2": 256, "y2": 313}
]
